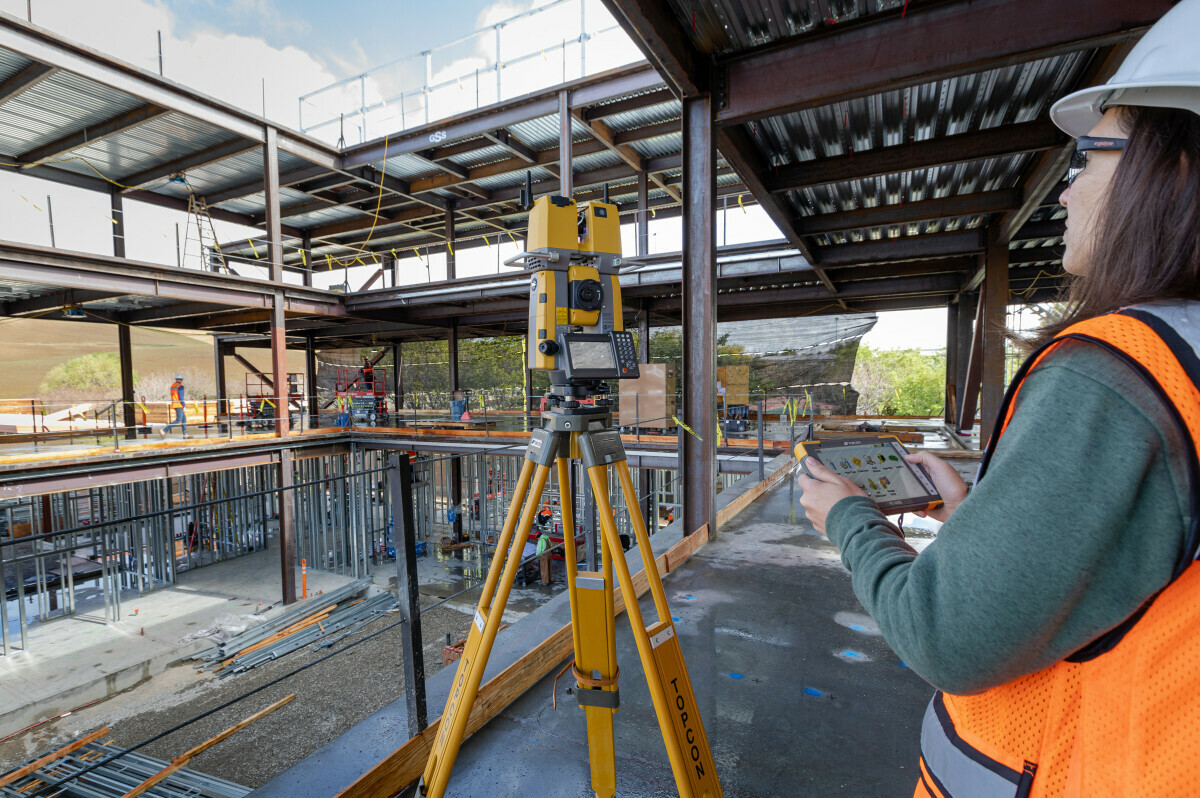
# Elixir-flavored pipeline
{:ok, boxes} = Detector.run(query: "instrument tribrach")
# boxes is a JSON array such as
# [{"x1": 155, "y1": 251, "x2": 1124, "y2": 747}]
[{"x1": 418, "y1": 187, "x2": 722, "y2": 798}]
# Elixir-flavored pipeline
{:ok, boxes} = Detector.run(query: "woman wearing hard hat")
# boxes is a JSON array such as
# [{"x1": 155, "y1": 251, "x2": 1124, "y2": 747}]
[{"x1": 798, "y1": 2, "x2": 1200, "y2": 795}]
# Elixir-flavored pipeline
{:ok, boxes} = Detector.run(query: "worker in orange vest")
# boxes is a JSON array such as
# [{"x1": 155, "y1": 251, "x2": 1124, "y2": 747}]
[
  {"x1": 798, "y1": 5, "x2": 1200, "y2": 793},
  {"x1": 161, "y1": 374, "x2": 190, "y2": 438}
]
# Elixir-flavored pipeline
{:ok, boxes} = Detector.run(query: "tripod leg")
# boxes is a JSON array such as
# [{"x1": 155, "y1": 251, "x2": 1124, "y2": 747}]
[
  {"x1": 421, "y1": 435, "x2": 558, "y2": 797},
  {"x1": 564, "y1": 461, "x2": 619, "y2": 798},
  {"x1": 582, "y1": 452, "x2": 723, "y2": 798}
]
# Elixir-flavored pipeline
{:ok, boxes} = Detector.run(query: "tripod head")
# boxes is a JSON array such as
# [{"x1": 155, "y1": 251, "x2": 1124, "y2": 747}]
[{"x1": 504, "y1": 189, "x2": 640, "y2": 394}]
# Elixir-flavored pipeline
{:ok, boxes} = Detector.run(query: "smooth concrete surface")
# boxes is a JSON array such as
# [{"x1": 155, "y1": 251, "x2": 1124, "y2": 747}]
[
  {"x1": 0, "y1": 545, "x2": 356, "y2": 733},
  {"x1": 420, "y1": 478, "x2": 932, "y2": 796}
]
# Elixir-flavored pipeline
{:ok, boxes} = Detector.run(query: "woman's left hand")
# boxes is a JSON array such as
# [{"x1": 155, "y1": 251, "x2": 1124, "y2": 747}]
[{"x1": 797, "y1": 457, "x2": 868, "y2": 535}]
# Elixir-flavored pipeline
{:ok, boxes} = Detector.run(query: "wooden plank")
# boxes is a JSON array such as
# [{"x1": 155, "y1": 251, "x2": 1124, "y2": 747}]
[
  {"x1": 338, "y1": 522, "x2": 733, "y2": 795},
  {"x1": 120, "y1": 695, "x2": 295, "y2": 797},
  {"x1": 0, "y1": 727, "x2": 109, "y2": 788}
]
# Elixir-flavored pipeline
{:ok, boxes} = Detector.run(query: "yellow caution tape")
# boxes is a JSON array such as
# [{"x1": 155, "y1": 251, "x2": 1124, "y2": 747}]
[
  {"x1": 738, "y1": 193, "x2": 746, "y2": 214},
  {"x1": 672, "y1": 416, "x2": 702, "y2": 442},
  {"x1": 412, "y1": 247, "x2": 421, "y2": 259},
  {"x1": 248, "y1": 238, "x2": 259, "y2": 258},
  {"x1": 109, "y1": 217, "x2": 119, "y2": 225},
  {"x1": 507, "y1": 231, "x2": 517, "y2": 243},
  {"x1": 300, "y1": 249, "x2": 307, "y2": 267},
  {"x1": 326, "y1": 254, "x2": 334, "y2": 271},
  {"x1": 447, "y1": 241, "x2": 454, "y2": 255},
  {"x1": 484, "y1": 235, "x2": 491, "y2": 248},
  {"x1": 714, "y1": 414, "x2": 724, "y2": 447},
  {"x1": 136, "y1": 402, "x2": 148, "y2": 414}
]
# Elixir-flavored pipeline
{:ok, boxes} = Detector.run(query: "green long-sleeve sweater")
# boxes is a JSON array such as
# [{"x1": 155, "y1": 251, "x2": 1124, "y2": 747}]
[{"x1": 825, "y1": 340, "x2": 1193, "y2": 695}]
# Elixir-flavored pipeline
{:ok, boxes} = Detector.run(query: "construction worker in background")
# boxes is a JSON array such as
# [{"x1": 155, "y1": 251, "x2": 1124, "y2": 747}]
[
  {"x1": 335, "y1": 394, "x2": 350, "y2": 427},
  {"x1": 161, "y1": 375, "x2": 190, "y2": 438},
  {"x1": 536, "y1": 529, "x2": 552, "y2": 585},
  {"x1": 799, "y1": 4, "x2": 1200, "y2": 794}
]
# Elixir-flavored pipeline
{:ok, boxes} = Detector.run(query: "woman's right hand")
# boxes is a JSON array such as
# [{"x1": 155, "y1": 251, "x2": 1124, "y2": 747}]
[{"x1": 905, "y1": 451, "x2": 968, "y2": 523}]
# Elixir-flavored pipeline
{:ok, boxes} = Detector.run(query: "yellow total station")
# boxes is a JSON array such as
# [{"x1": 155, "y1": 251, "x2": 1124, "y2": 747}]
[{"x1": 515, "y1": 194, "x2": 625, "y2": 372}]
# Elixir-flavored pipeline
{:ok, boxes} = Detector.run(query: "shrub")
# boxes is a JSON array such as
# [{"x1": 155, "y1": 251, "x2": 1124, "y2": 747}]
[{"x1": 852, "y1": 346, "x2": 946, "y2": 416}]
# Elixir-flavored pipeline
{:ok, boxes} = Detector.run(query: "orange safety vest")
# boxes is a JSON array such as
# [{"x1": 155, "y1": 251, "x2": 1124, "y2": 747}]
[
  {"x1": 915, "y1": 307, "x2": 1200, "y2": 798},
  {"x1": 169, "y1": 381, "x2": 183, "y2": 410}
]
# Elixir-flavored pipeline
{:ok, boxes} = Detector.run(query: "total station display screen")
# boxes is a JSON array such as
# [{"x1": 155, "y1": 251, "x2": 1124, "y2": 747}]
[
  {"x1": 568, "y1": 339, "x2": 616, "y2": 370},
  {"x1": 818, "y1": 441, "x2": 938, "y2": 506}
]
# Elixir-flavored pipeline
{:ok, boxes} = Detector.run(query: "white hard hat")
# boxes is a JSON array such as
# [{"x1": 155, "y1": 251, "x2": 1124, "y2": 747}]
[
  {"x1": 175, "y1": 374, "x2": 184, "y2": 380},
  {"x1": 1051, "y1": 0, "x2": 1200, "y2": 137}
]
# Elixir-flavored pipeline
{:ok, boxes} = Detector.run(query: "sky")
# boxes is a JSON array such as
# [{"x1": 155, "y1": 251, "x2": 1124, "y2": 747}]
[{"x1": 0, "y1": 0, "x2": 945, "y2": 352}]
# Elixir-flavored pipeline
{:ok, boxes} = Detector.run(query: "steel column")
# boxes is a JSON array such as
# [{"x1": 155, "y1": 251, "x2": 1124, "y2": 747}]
[
  {"x1": 448, "y1": 325, "x2": 463, "y2": 541},
  {"x1": 944, "y1": 301, "x2": 959, "y2": 425},
  {"x1": 680, "y1": 94, "x2": 716, "y2": 538},
  {"x1": 444, "y1": 206, "x2": 456, "y2": 279},
  {"x1": 393, "y1": 343, "x2": 403, "y2": 414},
  {"x1": 390, "y1": 454, "x2": 428, "y2": 734},
  {"x1": 264, "y1": 126, "x2": 289, "y2": 436},
  {"x1": 305, "y1": 335, "x2": 318, "y2": 428},
  {"x1": 559, "y1": 89, "x2": 573, "y2": 197},
  {"x1": 958, "y1": 288, "x2": 985, "y2": 434},
  {"x1": 636, "y1": 170, "x2": 649, "y2": 256},
  {"x1": 637, "y1": 299, "x2": 652, "y2": 528},
  {"x1": 279, "y1": 449, "x2": 296, "y2": 604},
  {"x1": 981, "y1": 227, "x2": 1009, "y2": 441},
  {"x1": 955, "y1": 291, "x2": 977, "y2": 426}
]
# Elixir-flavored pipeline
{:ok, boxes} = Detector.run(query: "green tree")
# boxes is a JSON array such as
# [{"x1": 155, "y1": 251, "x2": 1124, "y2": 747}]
[
  {"x1": 39, "y1": 353, "x2": 134, "y2": 398},
  {"x1": 851, "y1": 346, "x2": 946, "y2": 416}
]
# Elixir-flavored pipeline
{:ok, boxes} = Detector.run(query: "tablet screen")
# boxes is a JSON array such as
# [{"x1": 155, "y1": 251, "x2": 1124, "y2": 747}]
[{"x1": 812, "y1": 440, "x2": 939, "y2": 511}]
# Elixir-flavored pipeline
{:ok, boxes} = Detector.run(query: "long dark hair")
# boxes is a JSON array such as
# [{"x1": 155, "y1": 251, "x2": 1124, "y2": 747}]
[{"x1": 1030, "y1": 106, "x2": 1200, "y2": 347}]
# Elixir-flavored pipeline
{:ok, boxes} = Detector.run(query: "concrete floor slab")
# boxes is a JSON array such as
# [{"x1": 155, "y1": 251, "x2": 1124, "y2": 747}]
[
  {"x1": 256, "y1": 459, "x2": 934, "y2": 796},
  {"x1": 0, "y1": 546, "x2": 357, "y2": 734}
]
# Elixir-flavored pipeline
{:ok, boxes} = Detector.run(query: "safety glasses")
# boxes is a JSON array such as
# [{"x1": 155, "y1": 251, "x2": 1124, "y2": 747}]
[{"x1": 1068, "y1": 136, "x2": 1127, "y2": 185}]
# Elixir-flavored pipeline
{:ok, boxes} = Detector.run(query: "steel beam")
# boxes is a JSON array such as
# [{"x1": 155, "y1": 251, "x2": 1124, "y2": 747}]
[
  {"x1": 813, "y1": 231, "x2": 985, "y2": 266},
  {"x1": 602, "y1": 0, "x2": 706, "y2": 96},
  {"x1": 715, "y1": 0, "x2": 1170, "y2": 126},
  {"x1": 118, "y1": 139, "x2": 258, "y2": 191},
  {"x1": 18, "y1": 104, "x2": 171, "y2": 166},
  {"x1": 583, "y1": 86, "x2": 675, "y2": 122},
  {"x1": 482, "y1": 128, "x2": 535, "y2": 163},
  {"x1": 796, "y1": 190, "x2": 1023, "y2": 237},
  {"x1": 681, "y1": 93, "x2": 715, "y2": 538},
  {"x1": 714, "y1": 125, "x2": 834, "y2": 292},
  {"x1": 766, "y1": 121, "x2": 1064, "y2": 194},
  {"x1": 0, "y1": 62, "x2": 56, "y2": 105}
]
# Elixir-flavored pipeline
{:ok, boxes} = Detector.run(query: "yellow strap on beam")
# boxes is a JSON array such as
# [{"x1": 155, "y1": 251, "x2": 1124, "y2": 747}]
[{"x1": 672, "y1": 416, "x2": 702, "y2": 442}]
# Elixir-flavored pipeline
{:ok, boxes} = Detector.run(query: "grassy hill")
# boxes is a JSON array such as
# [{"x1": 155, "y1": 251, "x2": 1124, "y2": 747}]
[{"x1": 0, "y1": 317, "x2": 303, "y2": 400}]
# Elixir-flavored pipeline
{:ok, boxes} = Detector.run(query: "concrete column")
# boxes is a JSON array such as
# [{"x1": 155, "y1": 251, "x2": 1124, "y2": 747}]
[
  {"x1": 559, "y1": 89, "x2": 572, "y2": 197},
  {"x1": 681, "y1": 94, "x2": 716, "y2": 539},
  {"x1": 981, "y1": 226, "x2": 1010, "y2": 442},
  {"x1": 263, "y1": 126, "x2": 288, "y2": 437}
]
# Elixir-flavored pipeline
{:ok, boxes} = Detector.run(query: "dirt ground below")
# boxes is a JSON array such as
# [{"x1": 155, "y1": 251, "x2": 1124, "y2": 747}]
[{"x1": 0, "y1": 596, "x2": 474, "y2": 789}]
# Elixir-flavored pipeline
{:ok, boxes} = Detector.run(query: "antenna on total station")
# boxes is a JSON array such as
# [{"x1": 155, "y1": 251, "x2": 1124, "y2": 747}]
[
  {"x1": 602, "y1": 182, "x2": 610, "y2": 204},
  {"x1": 520, "y1": 170, "x2": 533, "y2": 210}
]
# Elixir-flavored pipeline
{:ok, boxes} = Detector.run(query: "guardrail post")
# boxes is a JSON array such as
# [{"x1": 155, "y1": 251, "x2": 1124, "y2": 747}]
[{"x1": 390, "y1": 453, "x2": 427, "y2": 735}]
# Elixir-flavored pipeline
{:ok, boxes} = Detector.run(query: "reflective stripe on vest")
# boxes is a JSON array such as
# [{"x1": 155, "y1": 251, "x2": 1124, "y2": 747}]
[
  {"x1": 916, "y1": 306, "x2": 1200, "y2": 798},
  {"x1": 170, "y1": 383, "x2": 182, "y2": 409},
  {"x1": 919, "y1": 694, "x2": 1033, "y2": 798}
]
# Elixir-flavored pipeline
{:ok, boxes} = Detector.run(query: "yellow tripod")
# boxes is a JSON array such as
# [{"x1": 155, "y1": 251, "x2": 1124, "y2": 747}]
[{"x1": 419, "y1": 401, "x2": 722, "y2": 798}]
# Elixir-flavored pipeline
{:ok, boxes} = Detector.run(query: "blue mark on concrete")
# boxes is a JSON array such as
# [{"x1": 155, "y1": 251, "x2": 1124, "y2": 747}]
[
  {"x1": 899, "y1": 661, "x2": 910, "y2": 669},
  {"x1": 803, "y1": 687, "x2": 823, "y2": 697},
  {"x1": 849, "y1": 624, "x2": 866, "y2": 632},
  {"x1": 840, "y1": 650, "x2": 864, "y2": 660},
  {"x1": 672, "y1": 616, "x2": 680, "y2": 622},
  {"x1": 680, "y1": 595, "x2": 695, "y2": 601},
  {"x1": 728, "y1": 672, "x2": 744, "y2": 680}
]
